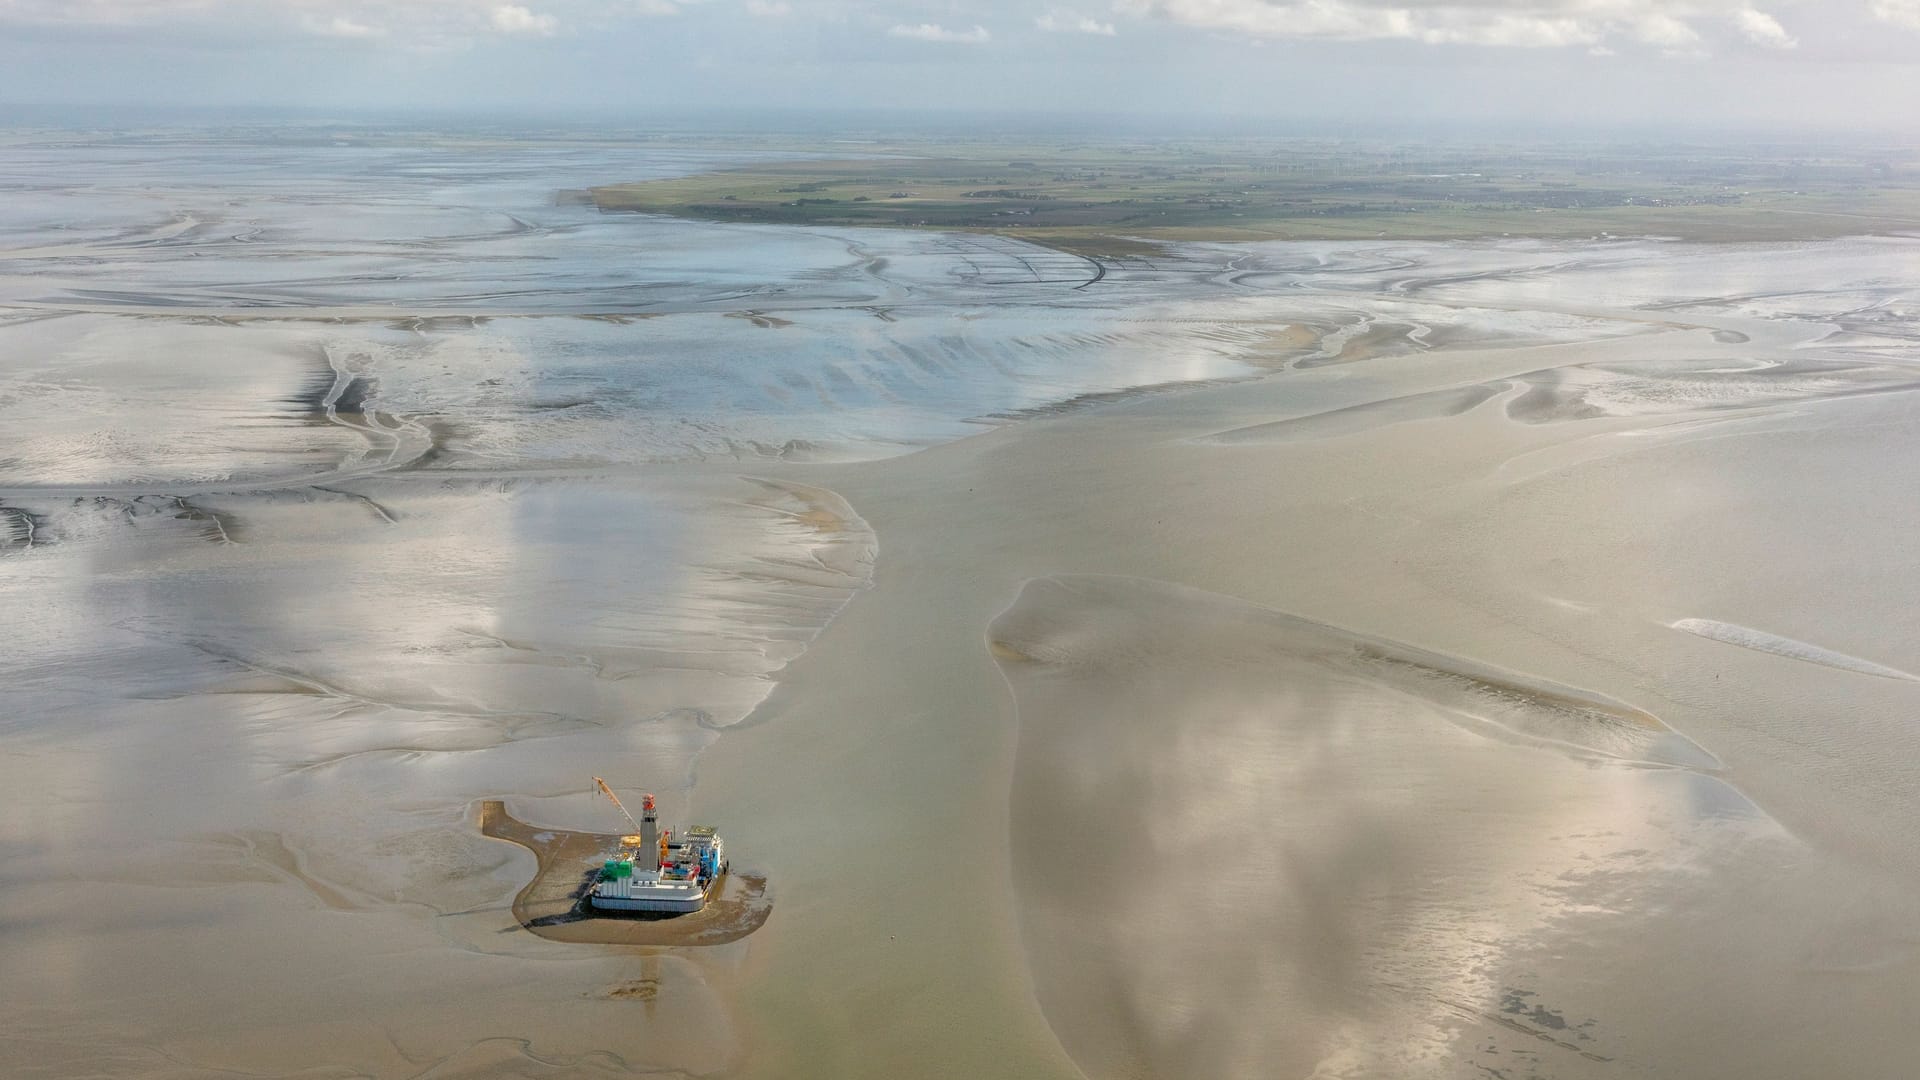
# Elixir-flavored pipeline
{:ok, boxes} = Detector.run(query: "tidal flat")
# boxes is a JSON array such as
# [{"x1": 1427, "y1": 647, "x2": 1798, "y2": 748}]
[{"x1": 4, "y1": 128, "x2": 1920, "y2": 1079}]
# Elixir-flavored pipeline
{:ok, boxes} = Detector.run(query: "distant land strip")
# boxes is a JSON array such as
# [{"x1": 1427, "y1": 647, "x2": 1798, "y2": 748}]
[{"x1": 587, "y1": 138, "x2": 1920, "y2": 257}]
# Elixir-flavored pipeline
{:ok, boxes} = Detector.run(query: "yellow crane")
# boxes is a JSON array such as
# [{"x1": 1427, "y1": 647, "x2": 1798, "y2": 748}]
[
  {"x1": 593, "y1": 777, "x2": 667, "y2": 863},
  {"x1": 592, "y1": 776, "x2": 644, "y2": 835}
]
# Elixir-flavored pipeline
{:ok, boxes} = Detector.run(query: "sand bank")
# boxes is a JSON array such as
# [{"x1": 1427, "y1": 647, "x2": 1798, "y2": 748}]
[
  {"x1": 991, "y1": 575, "x2": 1777, "y2": 1078},
  {"x1": 480, "y1": 800, "x2": 772, "y2": 946}
]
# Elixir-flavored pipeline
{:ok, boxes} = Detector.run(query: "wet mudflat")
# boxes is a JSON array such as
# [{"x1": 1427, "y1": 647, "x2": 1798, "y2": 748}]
[
  {"x1": 688, "y1": 241, "x2": 1920, "y2": 1078},
  {"x1": 6, "y1": 125, "x2": 1920, "y2": 1080},
  {"x1": 989, "y1": 575, "x2": 1902, "y2": 1078}
]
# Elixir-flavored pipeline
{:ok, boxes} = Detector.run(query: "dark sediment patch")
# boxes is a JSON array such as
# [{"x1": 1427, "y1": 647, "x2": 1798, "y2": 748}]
[
  {"x1": 1294, "y1": 320, "x2": 1427, "y2": 368},
  {"x1": 574, "y1": 312, "x2": 666, "y2": 323},
  {"x1": 725, "y1": 311, "x2": 794, "y2": 329},
  {"x1": 976, "y1": 375, "x2": 1261, "y2": 425},
  {"x1": 391, "y1": 315, "x2": 492, "y2": 333},
  {"x1": 993, "y1": 575, "x2": 1712, "y2": 769},
  {"x1": 164, "y1": 496, "x2": 241, "y2": 544},
  {"x1": 394, "y1": 420, "x2": 457, "y2": 471},
  {"x1": 285, "y1": 362, "x2": 339, "y2": 421},
  {"x1": 1345, "y1": 639, "x2": 1712, "y2": 767},
  {"x1": 479, "y1": 801, "x2": 771, "y2": 947},
  {"x1": 0, "y1": 505, "x2": 43, "y2": 549},
  {"x1": 98, "y1": 494, "x2": 243, "y2": 544},
  {"x1": 526, "y1": 396, "x2": 601, "y2": 412},
  {"x1": 331, "y1": 375, "x2": 371, "y2": 417},
  {"x1": 306, "y1": 485, "x2": 399, "y2": 524}
]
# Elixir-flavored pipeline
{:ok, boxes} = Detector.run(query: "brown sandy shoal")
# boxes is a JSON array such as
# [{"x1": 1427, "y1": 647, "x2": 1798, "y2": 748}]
[
  {"x1": 479, "y1": 800, "x2": 772, "y2": 946},
  {"x1": 987, "y1": 574, "x2": 1757, "y2": 1077}
]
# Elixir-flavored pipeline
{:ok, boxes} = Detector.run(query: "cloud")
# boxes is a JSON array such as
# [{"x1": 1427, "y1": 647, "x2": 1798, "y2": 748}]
[
  {"x1": 1632, "y1": 12, "x2": 1700, "y2": 47},
  {"x1": 887, "y1": 22, "x2": 990, "y2": 43},
  {"x1": 0, "y1": 0, "x2": 579, "y2": 45},
  {"x1": 1117, "y1": 0, "x2": 1808, "y2": 52},
  {"x1": 304, "y1": 14, "x2": 385, "y2": 38},
  {"x1": 0, "y1": 0, "x2": 1843, "y2": 61},
  {"x1": 1037, "y1": 9, "x2": 1117, "y2": 35},
  {"x1": 1871, "y1": 0, "x2": 1920, "y2": 30},
  {"x1": 1733, "y1": 7, "x2": 1794, "y2": 47},
  {"x1": 1420, "y1": 15, "x2": 1593, "y2": 47},
  {"x1": 490, "y1": 4, "x2": 556, "y2": 34}
]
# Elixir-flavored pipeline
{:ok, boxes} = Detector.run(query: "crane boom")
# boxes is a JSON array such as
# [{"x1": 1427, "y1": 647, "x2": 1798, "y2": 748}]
[{"x1": 592, "y1": 776, "x2": 644, "y2": 835}]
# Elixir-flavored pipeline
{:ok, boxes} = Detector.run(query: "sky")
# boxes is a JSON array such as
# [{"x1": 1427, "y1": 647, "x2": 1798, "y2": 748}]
[{"x1": 1, "y1": 0, "x2": 1917, "y2": 132}]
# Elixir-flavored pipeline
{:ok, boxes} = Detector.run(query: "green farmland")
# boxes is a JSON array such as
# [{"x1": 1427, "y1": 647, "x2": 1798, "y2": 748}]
[{"x1": 589, "y1": 137, "x2": 1920, "y2": 256}]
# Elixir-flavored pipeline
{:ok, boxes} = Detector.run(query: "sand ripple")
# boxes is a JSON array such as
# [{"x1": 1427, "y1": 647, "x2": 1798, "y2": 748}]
[{"x1": 1202, "y1": 356, "x2": 1920, "y2": 445}]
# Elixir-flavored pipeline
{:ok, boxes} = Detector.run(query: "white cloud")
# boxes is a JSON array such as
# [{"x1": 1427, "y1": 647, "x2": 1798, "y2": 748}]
[
  {"x1": 0, "y1": 0, "x2": 1851, "y2": 58},
  {"x1": 1117, "y1": 0, "x2": 1819, "y2": 52},
  {"x1": 1420, "y1": 15, "x2": 1593, "y2": 47},
  {"x1": 887, "y1": 21, "x2": 990, "y2": 43},
  {"x1": 1734, "y1": 7, "x2": 1794, "y2": 47},
  {"x1": 0, "y1": 0, "x2": 157, "y2": 25},
  {"x1": 1037, "y1": 9, "x2": 1117, "y2": 35},
  {"x1": 304, "y1": 14, "x2": 385, "y2": 38},
  {"x1": 490, "y1": 3, "x2": 556, "y2": 34},
  {"x1": 1632, "y1": 12, "x2": 1700, "y2": 47},
  {"x1": 0, "y1": 0, "x2": 578, "y2": 44},
  {"x1": 1871, "y1": 0, "x2": 1920, "y2": 30},
  {"x1": 1115, "y1": 1, "x2": 1411, "y2": 39}
]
